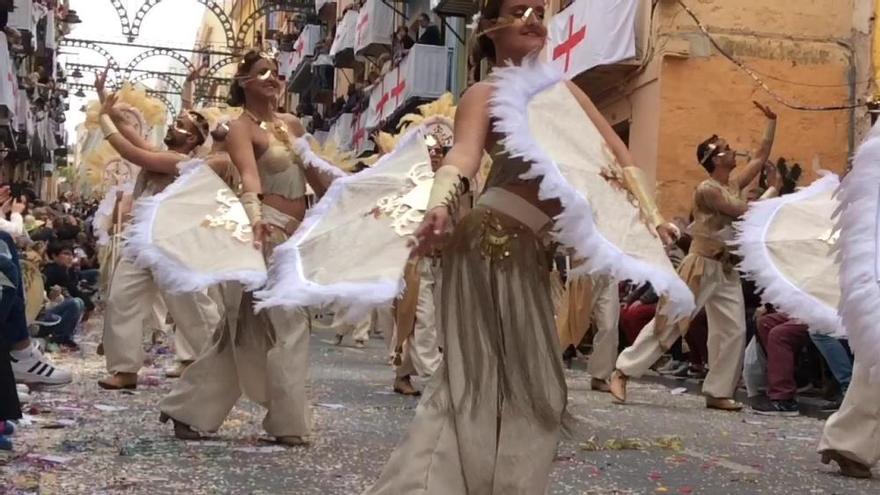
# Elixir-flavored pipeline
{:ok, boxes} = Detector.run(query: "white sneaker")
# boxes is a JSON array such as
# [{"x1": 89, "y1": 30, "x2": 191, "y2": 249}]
[
  {"x1": 16, "y1": 384, "x2": 31, "y2": 403},
  {"x1": 10, "y1": 344, "x2": 73, "y2": 386}
]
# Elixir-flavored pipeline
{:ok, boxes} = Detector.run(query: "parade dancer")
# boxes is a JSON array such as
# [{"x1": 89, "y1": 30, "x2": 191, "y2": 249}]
[
  {"x1": 365, "y1": 0, "x2": 688, "y2": 492},
  {"x1": 610, "y1": 102, "x2": 779, "y2": 411},
  {"x1": 159, "y1": 50, "x2": 342, "y2": 446},
  {"x1": 817, "y1": 123, "x2": 880, "y2": 479},
  {"x1": 95, "y1": 85, "x2": 221, "y2": 390}
]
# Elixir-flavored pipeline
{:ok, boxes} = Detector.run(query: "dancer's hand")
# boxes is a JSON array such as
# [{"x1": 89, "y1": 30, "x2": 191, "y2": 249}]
[
  {"x1": 753, "y1": 101, "x2": 777, "y2": 120},
  {"x1": 410, "y1": 207, "x2": 449, "y2": 257},
  {"x1": 251, "y1": 220, "x2": 269, "y2": 251},
  {"x1": 656, "y1": 222, "x2": 679, "y2": 247},
  {"x1": 95, "y1": 65, "x2": 110, "y2": 102}
]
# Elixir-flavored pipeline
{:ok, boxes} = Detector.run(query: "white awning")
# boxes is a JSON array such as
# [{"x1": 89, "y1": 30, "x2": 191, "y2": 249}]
[
  {"x1": 330, "y1": 9, "x2": 358, "y2": 67},
  {"x1": 8, "y1": 0, "x2": 37, "y2": 33},
  {"x1": 362, "y1": 44, "x2": 449, "y2": 130},
  {"x1": 293, "y1": 24, "x2": 322, "y2": 69},
  {"x1": 354, "y1": 0, "x2": 393, "y2": 58}
]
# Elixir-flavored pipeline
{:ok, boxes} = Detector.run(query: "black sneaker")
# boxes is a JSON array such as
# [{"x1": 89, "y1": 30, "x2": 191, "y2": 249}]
[{"x1": 751, "y1": 398, "x2": 799, "y2": 417}]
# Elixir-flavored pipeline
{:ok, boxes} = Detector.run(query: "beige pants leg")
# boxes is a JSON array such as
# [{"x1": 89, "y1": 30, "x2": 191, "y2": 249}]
[
  {"x1": 373, "y1": 306, "x2": 396, "y2": 358},
  {"x1": 103, "y1": 257, "x2": 159, "y2": 374},
  {"x1": 165, "y1": 289, "x2": 221, "y2": 363},
  {"x1": 159, "y1": 321, "x2": 242, "y2": 432},
  {"x1": 396, "y1": 260, "x2": 442, "y2": 378},
  {"x1": 587, "y1": 276, "x2": 620, "y2": 381},
  {"x1": 616, "y1": 260, "x2": 740, "y2": 393},
  {"x1": 336, "y1": 308, "x2": 370, "y2": 343},
  {"x1": 818, "y1": 361, "x2": 880, "y2": 467},
  {"x1": 162, "y1": 286, "x2": 312, "y2": 439},
  {"x1": 262, "y1": 306, "x2": 313, "y2": 438},
  {"x1": 701, "y1": 267, "x2": 746, "y2": 399}
]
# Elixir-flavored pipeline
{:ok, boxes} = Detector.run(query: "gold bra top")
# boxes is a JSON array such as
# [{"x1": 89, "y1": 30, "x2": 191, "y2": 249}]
[{"x1": 257, "y1": 131, "x2": 307, "y2": 201}]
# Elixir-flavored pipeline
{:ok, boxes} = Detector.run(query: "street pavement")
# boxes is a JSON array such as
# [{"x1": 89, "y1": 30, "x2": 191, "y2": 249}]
[{"x1": 1, "y1": 317, "x2": 877, "y2": 494}]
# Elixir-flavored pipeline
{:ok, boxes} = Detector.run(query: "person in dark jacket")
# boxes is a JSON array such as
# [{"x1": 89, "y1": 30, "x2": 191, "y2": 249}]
[
  {"x1": 41, "y1": 241, "x2": 88, "y2": 347},
  {"x1": 416, "y1": 13, "x2": 442, "y2": 46},
  {"x1": 1, "y1": 232, "x2": 24, "y2": 449}
]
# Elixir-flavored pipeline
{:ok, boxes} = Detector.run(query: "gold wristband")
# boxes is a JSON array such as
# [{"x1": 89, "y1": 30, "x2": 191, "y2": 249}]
[
  {"x1": 240, "y1": 192, "x2": 263, "y2": 224},
  {"x1": 100, "y1": 114, "x2": 119, "y2": 139},
  {"x1": 622, "y1": 166, "x2": 665, "y2": 228},
  {"x1": 427, "y1": 165, "x2": 465, "y2": 213}
]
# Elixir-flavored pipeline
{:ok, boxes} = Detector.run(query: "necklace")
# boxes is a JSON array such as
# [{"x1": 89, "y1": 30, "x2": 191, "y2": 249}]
[{"x1": 244, "y1": 109, "x2": 271, "y2": 131}]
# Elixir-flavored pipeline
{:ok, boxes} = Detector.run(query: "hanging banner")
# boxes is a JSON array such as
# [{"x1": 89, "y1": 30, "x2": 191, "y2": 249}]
[
  {"x1": 354, "y1": 0, "x2": 394, "y2": 56},
  {"x1": 361, "y1": 44, "x2": 449, "y2": 131},
  {"x1": 0, "y1": 33, "x2": 18, "y2": 124},
  {"x1": 330, "y1": 10, "x2": 358, "y2": 59},
  {"x1": 547, "y1": 0, "x2": 638, "y2": 78}
]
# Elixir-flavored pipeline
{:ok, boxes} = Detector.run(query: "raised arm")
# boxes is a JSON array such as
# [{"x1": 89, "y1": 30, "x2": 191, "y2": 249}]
[
  {"x1": 181, "y1": 63, "x2": 207, "y2": 111},
  {"x1": 566, "y1": 81, "x2": 677, "y2": 244},
  {"x1": 700, "y1": 183, "x2": 748, "y2": 218},
  {"x1": 732, "y1": 102, "x2": 777, "y2": 190},
  {"x1": 100, "y1": 94, "x2": 183, "y2": 175}
]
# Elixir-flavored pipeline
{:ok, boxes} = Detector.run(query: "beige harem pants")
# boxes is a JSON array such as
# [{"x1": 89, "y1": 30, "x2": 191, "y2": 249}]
[
  {"x1": 103, "y1": 256, "x2": 220, "y2": 374},
  {"x1": 616, "y1": 256, "x2": 745, "y2": 399},
  {"x1": 818, "y1": 361, "x2": 880, "y2": 467}
]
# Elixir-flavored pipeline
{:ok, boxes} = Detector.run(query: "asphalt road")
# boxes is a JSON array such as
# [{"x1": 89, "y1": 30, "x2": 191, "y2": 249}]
[{"x1": 1, "y1": 318, "x2": 876, "y2": 494}]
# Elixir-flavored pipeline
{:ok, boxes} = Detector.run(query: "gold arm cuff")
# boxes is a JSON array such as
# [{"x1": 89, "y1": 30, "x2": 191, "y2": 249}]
[
  {"x1": 240, "y1": 192, "x2": 263, "y2": 224},
  {"x1": 100, "y1": 114, "x2": 119, "y2": 139},
  {"x1": 622, "y1": 166, "x2": 665, "y2": 228},
  {"x1": 427, "y1": 165, "x2": 465, "y2": 213}
]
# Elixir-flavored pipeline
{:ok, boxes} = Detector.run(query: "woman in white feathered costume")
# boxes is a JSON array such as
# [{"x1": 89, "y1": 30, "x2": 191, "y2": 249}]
[{"x1": 158, "y1": 49, "x2": 345, "y2": 447}]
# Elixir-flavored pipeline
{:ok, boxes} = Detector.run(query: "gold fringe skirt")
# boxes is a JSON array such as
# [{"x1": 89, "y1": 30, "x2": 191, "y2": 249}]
[{"x1": 367, "y1": 204, "x2": 567, "y2": 495}]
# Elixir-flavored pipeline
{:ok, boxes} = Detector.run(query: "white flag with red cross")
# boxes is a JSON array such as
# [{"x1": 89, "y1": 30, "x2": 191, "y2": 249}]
[
  {"x1": 0, "y1": 33, "x2": 18, "y2": 123},
  {"x1": 547, "y1": 0, "x2": 638, "y2": 78}
]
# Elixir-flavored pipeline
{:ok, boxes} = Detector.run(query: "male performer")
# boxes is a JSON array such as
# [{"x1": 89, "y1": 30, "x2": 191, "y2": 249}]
[
  {"x1": 96, "y1": 89, "x2": 220, "y2": 390},
  {"x1": 611, "y1": 102, "x2": 779, "y2": 411}
]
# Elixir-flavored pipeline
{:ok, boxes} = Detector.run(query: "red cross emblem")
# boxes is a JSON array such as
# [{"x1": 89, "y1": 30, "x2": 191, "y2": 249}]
[
  {"x1": 375, "y1": 79, "x2": 389, "y2": 117},
  {"x1": 352, "y1": 113, "x2": 366, "y2": 149},
  {"x1": 356, "y1": 13, "x2": 369, "y2": 47},
  {"x1": 390, "y1": 68, "x2": 406, "y2": 108},
  {"x1": 552, "y1": 15, "x2": 586, "y2": 73}
]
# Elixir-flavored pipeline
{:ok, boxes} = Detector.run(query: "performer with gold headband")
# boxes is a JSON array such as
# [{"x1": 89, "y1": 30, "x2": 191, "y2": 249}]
[
  {"x1": 158, "y1": 49, "x2": 344, "y2": 446},
  {"x1": 374, "y1": 94, "x2": 466, "y2": 396},
  {"x1": 313, "y1": 0, "x2": 688, "y2": 490},
  {"x1": 93, "y1": 70, "x2": 223, "y2": 390},
  {"x1": 610, "y1": 101, "x2": 779, "y2": 411}
]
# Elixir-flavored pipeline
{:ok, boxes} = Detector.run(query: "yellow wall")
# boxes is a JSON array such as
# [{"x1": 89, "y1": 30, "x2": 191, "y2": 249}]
[{"x1": 575, "y1": 0, "x2": 870, "y2": 219}]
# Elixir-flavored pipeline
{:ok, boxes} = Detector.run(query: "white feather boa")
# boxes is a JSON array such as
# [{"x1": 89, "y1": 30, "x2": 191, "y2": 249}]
[
  {"x1": 488, "y1": 57, "x2": 695, "y2": 321},
  {"x1": 122, "y1": 159, "x2": 267, "y2": 293},
  {"x1": 836, "y1": 122, "x2": 880, "y2": 383},
  {"x1": 733, "y1": 173, "x2": 844, "y2": 336}
]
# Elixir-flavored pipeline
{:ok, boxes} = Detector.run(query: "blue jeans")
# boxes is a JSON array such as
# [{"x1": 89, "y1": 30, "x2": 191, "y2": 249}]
[
  {"x1": 809, "y1": 333, "x2": 853, "y2": 393},
  {"x1": 0, "y1": 286, "x2": 29, "y2": 346},
  {"x1": 39, "y1": 298, "x2": 84, "y2": 344}
]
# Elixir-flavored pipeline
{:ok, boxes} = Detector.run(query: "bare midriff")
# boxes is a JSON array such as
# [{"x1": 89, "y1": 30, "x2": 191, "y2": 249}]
[
  {"x1": 262, "y1": 193, "x2": 306, "y2": 221},
  {"x1": 497, "y1": 181, "x2": 562, "y2": 219}
]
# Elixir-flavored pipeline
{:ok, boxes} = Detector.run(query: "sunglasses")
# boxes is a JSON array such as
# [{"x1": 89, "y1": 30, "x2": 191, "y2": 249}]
[{"x1": 173, "y1": 111, "x2": 208, "y2": 139}]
